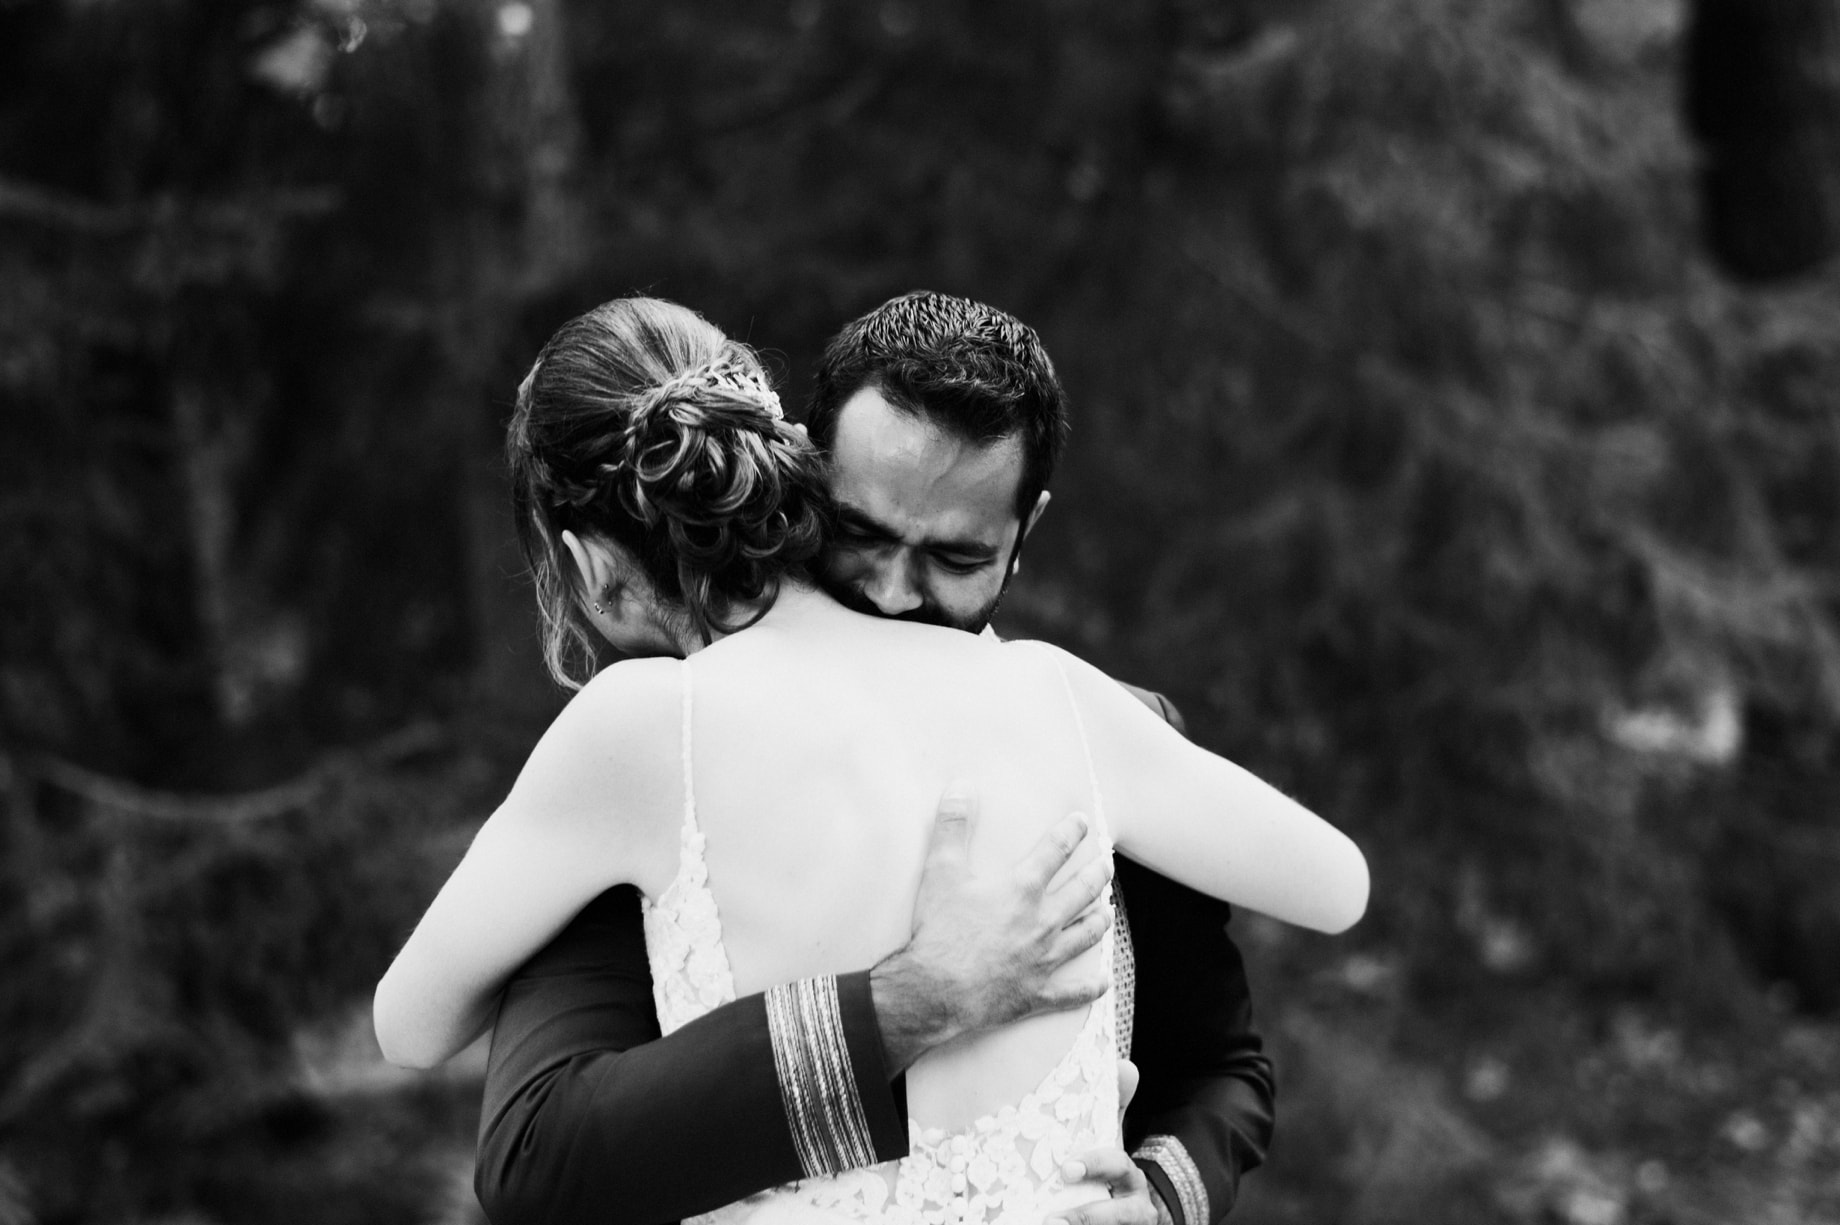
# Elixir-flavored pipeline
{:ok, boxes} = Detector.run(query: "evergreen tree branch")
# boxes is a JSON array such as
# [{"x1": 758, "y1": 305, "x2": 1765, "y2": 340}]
[
  {"x1": 0, "y1": 176, "x2": 340, "y2": 235},
  {"x1": 23, "y1": 723, "x2": 446, "y2": 823}
]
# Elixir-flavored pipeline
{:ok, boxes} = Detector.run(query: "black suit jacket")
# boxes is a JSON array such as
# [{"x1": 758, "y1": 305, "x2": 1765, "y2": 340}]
[{"x1": 474, "y1": 687, "x2": 1275, "y2": 1225}]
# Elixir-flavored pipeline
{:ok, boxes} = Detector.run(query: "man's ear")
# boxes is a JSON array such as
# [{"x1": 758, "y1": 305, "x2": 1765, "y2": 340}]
[
  {"x1": 1021, "y1": 490, "x2": 1052, "y2": 539},
  {"x1": 1009, "y1": 490, "x2": 1052, "y2": 576}
]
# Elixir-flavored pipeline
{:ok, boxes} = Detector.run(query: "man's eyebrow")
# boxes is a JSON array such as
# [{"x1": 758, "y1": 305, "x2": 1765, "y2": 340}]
[
  {"x1": 834, "y1": 505, "x2": 902, "y2": 541},
  {"x1": 834, "y1": 503, "x2": 999, "y2": 559},
  {"x1": 930, "y1": 537, "x2": 1000, "y2": 560}
]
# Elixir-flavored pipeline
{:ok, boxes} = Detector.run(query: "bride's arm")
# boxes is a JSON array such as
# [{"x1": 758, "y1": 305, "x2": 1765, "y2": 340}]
[
  {"x1": 373, "y1": 658, "x2": 681, "y2": 1068},
  {"x1": 1051, "y1": 647, "x2": 1368, "y2": 934}
]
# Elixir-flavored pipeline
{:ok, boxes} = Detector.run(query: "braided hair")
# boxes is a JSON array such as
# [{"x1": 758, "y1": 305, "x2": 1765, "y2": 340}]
[
  {"x1": 807, "y1": 290, "x2": 1069, "y2": 519},
  {"x1": 508, "y1": 297, "x2": 830, "y2": 687}
]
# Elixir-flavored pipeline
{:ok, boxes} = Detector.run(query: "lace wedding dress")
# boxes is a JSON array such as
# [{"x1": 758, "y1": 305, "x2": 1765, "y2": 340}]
[{"x1": 643, "y1": 656, "x2": 1120, "y2": 1225}]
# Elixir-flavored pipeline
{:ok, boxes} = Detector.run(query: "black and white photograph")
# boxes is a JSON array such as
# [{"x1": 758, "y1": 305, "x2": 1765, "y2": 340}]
[{"x1": 3, "y1": 2, "x2": 1838, "y2": 1224}]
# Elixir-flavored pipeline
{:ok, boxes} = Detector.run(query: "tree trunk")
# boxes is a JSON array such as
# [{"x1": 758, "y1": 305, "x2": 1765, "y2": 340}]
[{"x1": 444, "y1": 0, "x2": 587, "y2": 712}]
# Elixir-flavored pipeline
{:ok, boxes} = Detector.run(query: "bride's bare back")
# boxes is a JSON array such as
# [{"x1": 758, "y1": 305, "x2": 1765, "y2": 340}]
[{"x1": 674, "y1": 596, "x2": 1112, "y2": 1131}]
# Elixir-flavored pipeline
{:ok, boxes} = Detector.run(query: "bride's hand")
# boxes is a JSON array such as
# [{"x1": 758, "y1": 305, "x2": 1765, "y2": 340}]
[
  {"x1": 868, "y1": 783, "x2": 1114, "y2": 1072},
  {"x1": 1041, "y1": 1061, "x2": 1165, "y2": 1225},
  {"x1": 1051, "y1": 1146, "x2": 1168, "y2": 1225}
]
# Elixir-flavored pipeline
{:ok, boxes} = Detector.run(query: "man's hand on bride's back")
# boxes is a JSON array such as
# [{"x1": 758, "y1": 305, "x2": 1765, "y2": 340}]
[{"x1": 869, "y1": 783, "x2": 1113, "y2": 1073}]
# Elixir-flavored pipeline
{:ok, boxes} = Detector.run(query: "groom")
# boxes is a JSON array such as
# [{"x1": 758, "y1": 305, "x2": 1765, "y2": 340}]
[{"x1": 474, "y1": 292, "x2": 1275, "y2": 1225}]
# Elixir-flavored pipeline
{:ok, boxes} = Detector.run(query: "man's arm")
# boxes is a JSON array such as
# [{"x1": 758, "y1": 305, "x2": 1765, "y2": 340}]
[
  {"x1": 1113, "y1": 686, "x2": 1277, "y2": 1225},
  {"x1": 475, "y1": 883, "x2": 911, "y2": 1224},
  {"x1": 475, "y1": 796, "x2": 1114, "y2": 1225}
]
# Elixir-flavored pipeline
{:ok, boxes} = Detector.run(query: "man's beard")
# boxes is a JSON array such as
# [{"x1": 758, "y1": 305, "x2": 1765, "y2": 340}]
[{"x1": 816, "y1": 566, "x2": 1010, "y2": 634}]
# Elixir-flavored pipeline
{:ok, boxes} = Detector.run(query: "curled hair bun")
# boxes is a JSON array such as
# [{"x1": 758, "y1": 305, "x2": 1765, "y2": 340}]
[
  {"x1": 614, "y1": 347, "x2": 826, "y2": 631},
  {"x1": 508, "y1": 296, "x2": 834, "y2": 683}
]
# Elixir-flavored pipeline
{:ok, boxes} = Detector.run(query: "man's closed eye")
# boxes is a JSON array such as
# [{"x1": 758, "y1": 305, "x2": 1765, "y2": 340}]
[{"x1": 933, "y1": 554, "x2": 993, "y2": 575}]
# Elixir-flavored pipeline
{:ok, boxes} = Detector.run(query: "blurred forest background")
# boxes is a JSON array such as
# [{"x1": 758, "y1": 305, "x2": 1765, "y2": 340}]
[{"x1": 4, "y1": 0, "x2": 1840, "y2": 1222}]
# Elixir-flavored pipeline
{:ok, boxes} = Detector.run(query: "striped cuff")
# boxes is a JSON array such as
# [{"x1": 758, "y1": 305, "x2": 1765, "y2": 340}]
[
  {"x1": 766, "y1": 976, "x2": 877, "y2": 1178},
  {"x1": 1136, "y1": 1135, "x2": 1209, "y2": 1225}
]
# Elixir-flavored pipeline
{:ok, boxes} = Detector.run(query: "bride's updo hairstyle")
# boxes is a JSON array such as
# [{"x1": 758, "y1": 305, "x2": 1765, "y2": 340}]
[{"x1": 507, "y1": 297, "x2": 830, "y2": 687}]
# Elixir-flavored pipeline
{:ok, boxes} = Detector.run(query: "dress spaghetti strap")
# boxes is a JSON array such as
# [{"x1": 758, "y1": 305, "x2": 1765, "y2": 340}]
[
  {"x1": 641, "y1": 658, "x2": 737, "y2": 1035},
  {"x1": 680, "y1": 656, "x2": 698, "y2": 836}
]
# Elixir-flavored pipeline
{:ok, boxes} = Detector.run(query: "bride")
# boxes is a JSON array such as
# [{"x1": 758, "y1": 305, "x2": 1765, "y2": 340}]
[{"x1": 374, "y1": 296, "x2": 1367, "y2": 1225}]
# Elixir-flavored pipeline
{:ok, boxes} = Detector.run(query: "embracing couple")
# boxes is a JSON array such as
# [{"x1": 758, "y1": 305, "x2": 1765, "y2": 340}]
[{"x1": 374, "y1": 292, "x2": 1368, "y2": 1225}]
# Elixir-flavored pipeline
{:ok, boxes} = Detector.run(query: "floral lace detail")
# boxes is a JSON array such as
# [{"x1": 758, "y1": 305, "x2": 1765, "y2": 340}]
[
  {"x1": 640, "y1": 662, "x2": 739, "y2": 1035},
  {"x1": 675, "y1": 916, "x2": 1119, "y2": 1225},
  {"x1": 891, "y1": 923, "x2": 1120, "y2": 1225},
  {"x1": 641, "y1": 816, "x2": 737, "y2": 1034}
]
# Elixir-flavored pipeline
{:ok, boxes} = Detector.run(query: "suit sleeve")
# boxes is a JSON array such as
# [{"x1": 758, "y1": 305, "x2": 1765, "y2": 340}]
[
  {"x1": 1113, "y1": 686, "x2": 1278, "y2": 1225},
  {"x1": 474, "y1": 884, "x2": 909, "y2": 1225}
]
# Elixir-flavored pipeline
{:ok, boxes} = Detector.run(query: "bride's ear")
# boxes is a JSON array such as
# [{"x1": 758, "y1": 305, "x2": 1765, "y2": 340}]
[{"x1": 561, "y1": 530, "x2": 621, "y2": 609}]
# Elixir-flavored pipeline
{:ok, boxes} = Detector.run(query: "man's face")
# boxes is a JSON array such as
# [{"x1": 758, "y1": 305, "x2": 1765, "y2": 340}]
[{"x1": 819, "y1": 387, "x2": 1048, "y2": 633}]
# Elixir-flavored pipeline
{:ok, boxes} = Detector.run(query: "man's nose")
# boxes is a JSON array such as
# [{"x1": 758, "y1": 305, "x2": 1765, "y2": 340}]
[{"x1": 860, "y1": 556, "x2": 924, "y2": 616}]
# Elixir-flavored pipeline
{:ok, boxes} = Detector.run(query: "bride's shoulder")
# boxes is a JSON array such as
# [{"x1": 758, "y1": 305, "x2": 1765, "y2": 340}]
[
  {"x1": 496, "y1": 657, "x2": 685, "y2": 849},
  {"x1": 570, "y1": 655, "x2": 682, "y2": 723},
  {"x1": 537, "y1": 657, "x2": 683, "y2": 765},
  {"x1": 993, "y1": 638, "x2": 1146, "y2": 717},
  {"x1": 575, "y1": 654, "x2": 682, "y2": 701},
  {"x1": 994, "y1": 635, "x2": 1088, "y2": 675},
  {"x1": 988, "y1": 637, "x2": 1113, "y2": 704}
]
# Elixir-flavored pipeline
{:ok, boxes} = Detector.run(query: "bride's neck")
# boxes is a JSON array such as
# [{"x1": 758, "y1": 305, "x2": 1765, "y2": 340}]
[
  {"x1": 746, "y1": 576, "x2": 836, "y2": 628},
  {"x1": 688, "y1": 575, "x2": 835, "y2": 653}
]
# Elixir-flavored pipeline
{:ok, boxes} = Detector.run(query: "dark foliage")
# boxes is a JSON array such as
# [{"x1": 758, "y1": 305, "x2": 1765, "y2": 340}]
[{"x1": 3, "y1": 1, "x2": 1839, "y2": 1222}]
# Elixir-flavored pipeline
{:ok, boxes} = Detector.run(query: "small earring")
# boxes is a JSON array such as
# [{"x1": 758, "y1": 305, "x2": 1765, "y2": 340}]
[{"x1": 592, "y1": 601, "x2": 604, "y2": 615}]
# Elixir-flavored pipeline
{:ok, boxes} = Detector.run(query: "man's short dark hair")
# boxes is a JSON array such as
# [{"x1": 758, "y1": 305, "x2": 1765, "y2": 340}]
[{"x1": 806, "y1": 291, "x2": 1069, "y2": 519}]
